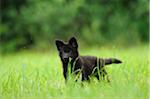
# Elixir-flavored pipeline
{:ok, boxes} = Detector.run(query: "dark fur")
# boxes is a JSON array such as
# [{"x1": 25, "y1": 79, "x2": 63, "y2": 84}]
[{"x1": 55, "y1": 37, "x2": 122, "y2": 81}]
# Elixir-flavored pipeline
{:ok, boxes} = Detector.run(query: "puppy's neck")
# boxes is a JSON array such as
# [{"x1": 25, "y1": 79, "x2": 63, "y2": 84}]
[
  {"x1": 72, "y1": 51, "x2": 79, "y2": 60},
  {"x1": 70, "y1": 55, "x2": 80, "y2": 66}
]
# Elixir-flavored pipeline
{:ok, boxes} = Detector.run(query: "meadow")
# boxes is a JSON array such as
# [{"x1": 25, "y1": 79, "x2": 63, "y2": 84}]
[{"x1": 0, "y1": 45, "x2": 148, "y2": 99}]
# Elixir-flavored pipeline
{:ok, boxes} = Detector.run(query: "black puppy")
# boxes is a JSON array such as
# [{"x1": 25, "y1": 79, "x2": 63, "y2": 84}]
[{"x1": 55, "y1": 37, "x2": 122, "y2": 81}]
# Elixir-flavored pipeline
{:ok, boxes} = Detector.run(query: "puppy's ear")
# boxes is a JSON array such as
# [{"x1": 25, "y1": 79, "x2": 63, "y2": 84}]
[
  {"x1": 55, "y1": 40, "x2": 64, "y2": 51},
  {"x1": 69, "y1": 37, "x2": 78, "y2": 48}
]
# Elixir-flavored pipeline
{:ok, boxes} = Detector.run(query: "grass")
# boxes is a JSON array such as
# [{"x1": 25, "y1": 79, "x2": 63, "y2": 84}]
[{"x1": 0, "y1": 45, "x2": 148, "y2": 99}]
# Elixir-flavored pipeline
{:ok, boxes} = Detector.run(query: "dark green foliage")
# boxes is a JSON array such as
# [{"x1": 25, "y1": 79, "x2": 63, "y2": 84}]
[{"x1": 0, "y1": 0, "x2": 149, "y2": 53}]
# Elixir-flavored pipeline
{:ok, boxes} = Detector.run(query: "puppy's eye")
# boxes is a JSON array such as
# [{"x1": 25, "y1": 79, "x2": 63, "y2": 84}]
[{"x1": 64, "y1": 48, "x2": 71, "y2": 53}]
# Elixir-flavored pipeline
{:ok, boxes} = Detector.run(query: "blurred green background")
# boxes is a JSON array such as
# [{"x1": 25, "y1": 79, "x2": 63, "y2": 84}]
[{"x1": 0, "y1": 0, "x2": 149, "y2": 53}]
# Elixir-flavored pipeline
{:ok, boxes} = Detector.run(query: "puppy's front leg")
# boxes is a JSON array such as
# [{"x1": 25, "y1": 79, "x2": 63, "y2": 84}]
[
  {"x1": 62, "y1": 58, "x2": 69, "y2": 80},
  {"x1": 81, "y1": 71, "x2": 89, "y2": 81}
]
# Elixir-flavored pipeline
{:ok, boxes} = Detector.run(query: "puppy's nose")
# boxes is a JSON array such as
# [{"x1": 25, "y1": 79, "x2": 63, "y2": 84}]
[{"x1": 63, "y1": 58, "x2": 68, "y2": 60}]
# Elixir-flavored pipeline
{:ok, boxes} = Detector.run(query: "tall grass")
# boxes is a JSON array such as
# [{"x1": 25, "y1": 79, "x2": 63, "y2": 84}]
[{"x1": 0, "y1": 45, "x2": 148, "y2": 99}]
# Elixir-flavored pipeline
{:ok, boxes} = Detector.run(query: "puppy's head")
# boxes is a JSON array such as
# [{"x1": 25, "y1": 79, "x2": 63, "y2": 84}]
[{"x1": 55, "y1": 37, "x2": 78, "y2": 60}]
